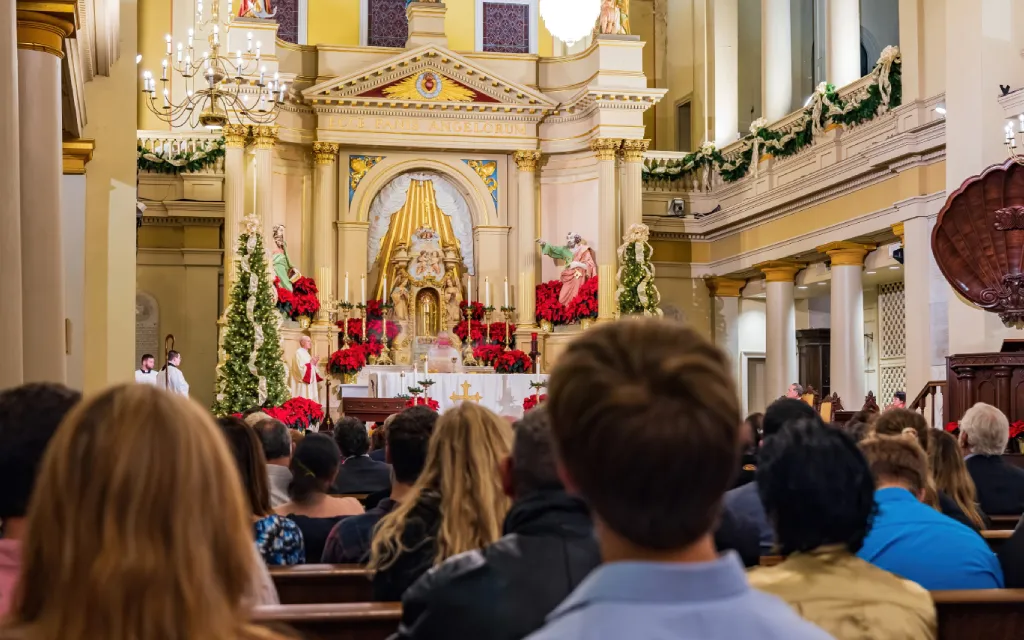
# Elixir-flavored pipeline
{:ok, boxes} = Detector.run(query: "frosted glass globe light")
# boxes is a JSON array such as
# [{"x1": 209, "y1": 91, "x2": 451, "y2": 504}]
[{"x1": 539, "y1": 0, "x2": 601, "y2": 47}]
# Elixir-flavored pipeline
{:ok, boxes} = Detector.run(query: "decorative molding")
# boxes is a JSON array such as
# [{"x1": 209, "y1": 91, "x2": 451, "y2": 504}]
[
  {"x1": 621, "y1": 138, "x2": 650, "y2": 162},
  {"x1": 62, "y1": 138, "x2": 94, "y2": 174},
  {"x1": 755, "y1": 260, "x2": 806, "y2": 283},
  {"x1": 705, "y1": 276, "x2": 746, "y2": 297},
  {"x1": 512, "y1": 149, "x2": 541, "y2": 171},
  {"x1": 816, "y1": 241, "x2": 877, "y2": 266},
  {"x1": 313, "y1": 141, "x2": 340, "y2": 164},
  {"x1": 348, "y1": 154, "x2": 384, "y2": 202},
  {"x1": 223, "y1": 124, "x2": 249, "y2": 148},
  {"x1": 891, "y1": 221, "x2": 905, "y2": 242},
  {"x1": 17, "y1": 9, "x2": 75, "y2": 58},
  {"x1": 253, "y1": 124, "x2": 279, "y2": 149},
  {"x1": 462, "y1": 159, "x2": 499, "y2": 210},
  {"x1": 590, "y1": 138, "x2": 621, "y2": 161}
]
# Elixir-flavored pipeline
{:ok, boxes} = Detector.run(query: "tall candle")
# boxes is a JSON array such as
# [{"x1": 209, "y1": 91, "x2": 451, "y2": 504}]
[
  {"x1": 504, "y1": 278, "x2": 509, "y2": 308},
  {"x1": 467, "y1": 275, "x2": 472, "y2": 305},
  {"x1": 382, "y1": 274, "x2": 388, "y2": 302},
  {"x1": 361, "y1": 274, "x2": 366, "y2": 306},
  {"x1": 344, "y1": 272, "x2": 350, "y2": 303},
  {"x1": 485, "y1": 277, "x2": 490, "y2": 307}
]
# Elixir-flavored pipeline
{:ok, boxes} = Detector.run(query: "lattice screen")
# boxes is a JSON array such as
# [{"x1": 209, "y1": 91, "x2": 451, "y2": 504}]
[
  {"x1": 879, "y1": 282, "x2": 906, "y2": 359},
  {"x1": 880, "y1": 365, "x2": 906, "y2": 407}
]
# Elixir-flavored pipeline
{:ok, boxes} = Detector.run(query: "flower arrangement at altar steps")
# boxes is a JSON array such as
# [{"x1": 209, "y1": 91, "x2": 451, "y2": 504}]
[{"x1": 274, "y1": 276, "x2": 321, "y2": 327}]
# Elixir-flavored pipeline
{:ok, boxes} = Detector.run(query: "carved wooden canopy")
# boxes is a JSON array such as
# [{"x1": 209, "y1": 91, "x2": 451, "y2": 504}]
[{"x1": 933, "y1": 159, "x2": 1024, "y2": 328}]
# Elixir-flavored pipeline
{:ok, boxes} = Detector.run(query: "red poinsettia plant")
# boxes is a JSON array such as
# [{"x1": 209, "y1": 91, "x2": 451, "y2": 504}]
[
  {"x1": 405, "y1": 396, "x2": 440, "y2": 411},
  {"x1": 535, "y1": 278, "x2": 599, "y2": 325},
  {"x1": 237, "y1": 396, "x2": 324, "y2": 432},
  {"x1": 523, "y1": 393, "x2": 547, "y2": 412},
  {"x1": 473, "y1": 344, "x2": 505, "y2": 365},
  {"x1": 459, "y1": 300, "x2": 487, "y2": 321},
  {"x1": 274, "y1": 276, "x2": 321, "y2": 322},
  {"x1": 944, "y1": 421, "x2": 959, "y2": 434},
  {"x1": 565, "y1": 277, "x2": 599, "y2": 321},
  {"x1": 454, "y1": 319, "x2": 487, "y2": 345},
  {"x1": 487, "y1": 322, "x2": 516, "y2": 346},
  {"x1": 494, "y1": 349, "x2": 533, "y2": 374},
  {"x1": 328, "y1": 345, "x2": 368, "y2": 375},
  {"x1": 1010, "y1": 420, "x2": 1024, "y2": 441}
]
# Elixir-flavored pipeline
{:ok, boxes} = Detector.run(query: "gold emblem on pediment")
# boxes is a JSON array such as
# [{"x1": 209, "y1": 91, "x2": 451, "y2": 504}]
[{"x1": 381, "y1": 71, "x2": 475, "y2": 102}]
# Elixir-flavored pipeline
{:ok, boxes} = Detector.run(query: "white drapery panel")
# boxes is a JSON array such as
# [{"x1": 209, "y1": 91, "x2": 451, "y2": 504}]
[{"x1": 366, "y1": 171, "x2": 475, "y2": 274}]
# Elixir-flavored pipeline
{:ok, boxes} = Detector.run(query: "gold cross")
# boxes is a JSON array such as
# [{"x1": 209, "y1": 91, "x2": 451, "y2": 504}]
[{"x1": 449, "y1": 380, "x2": 483, "y2": 403}]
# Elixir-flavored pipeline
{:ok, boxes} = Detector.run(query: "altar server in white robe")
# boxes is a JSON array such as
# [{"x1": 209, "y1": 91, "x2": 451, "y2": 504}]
[
  {"x1": 155, "y1": 350, "x2": 190, "y2": 397},
  {"x1": 289, "y1": 336, "x2": 322, "y2": 403},
  {"x1": 134, "y1": 353, "x2": 158, "y2": 386}
]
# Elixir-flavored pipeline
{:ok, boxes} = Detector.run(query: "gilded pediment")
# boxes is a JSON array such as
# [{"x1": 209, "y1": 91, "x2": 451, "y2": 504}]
[{"x1": 302, "y1": 45, "x2": 557, "y2": 115}]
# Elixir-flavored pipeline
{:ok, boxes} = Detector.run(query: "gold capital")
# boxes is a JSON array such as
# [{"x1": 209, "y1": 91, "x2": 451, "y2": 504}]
[
  {"x1": 313, "y1": 141, "x2": 340, "y2": 165},
  {"x1": 253, "y1": 125, "x2": 279, "y2": 149},
  {"x1": 756, "y1": 260, "x2": 806, "y2": 283},
  {"x1": 513, "y1": 150, "x2": 541, "y2": 172},
  {"x1": 17, "y1": 8, "x2": 75, "y2": 59},
  {"x1": 816, "y1": 241, "x2": 877, "y2": 267},
  {"x1": 621, "y1": 139, "x2": 650, "y2": 162},
  {"x1": 705, "y1": 276, "x2": 746, "y2": 298},
  {"x1": 590, "y1": 138, "x2": 621, "y2": 162},
  {"x1": 891, "y1": 222, "x2": 905, "y2": 243},
  {"x1": 223, "y1": 124, "x2": 249, "y2": 148},
  {"x1": 62, "y1": 138, "x2": 94, "y2": 175}
]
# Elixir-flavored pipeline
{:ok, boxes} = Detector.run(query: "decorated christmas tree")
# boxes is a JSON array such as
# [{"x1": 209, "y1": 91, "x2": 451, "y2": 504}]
[
  {"x1": 213, "y1": 214, "x2": 289, "y2": 415},
  {"x1": 615, "y1": 223, "x2": 663, "y2": 317}
]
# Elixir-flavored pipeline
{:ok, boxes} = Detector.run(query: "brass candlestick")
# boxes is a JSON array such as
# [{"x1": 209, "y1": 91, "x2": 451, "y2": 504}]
[
  {"x1": 339, "y1": 302, "x2": 354, "y2": 348},
  {"x1": 462, "y1": 307, "x2": 478, "y2": 366}
]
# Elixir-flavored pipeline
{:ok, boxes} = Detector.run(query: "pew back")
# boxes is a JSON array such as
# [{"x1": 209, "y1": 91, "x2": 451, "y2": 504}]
[
  {"x1": 254, "y1": 603, "x2": 401, "y2": 640},
  {"x1": 933, "y1": 590, "x2": 1024, "y2": 640},
  {"x1": 270, "y1": 564, "x2": 374, "y2": 605}
]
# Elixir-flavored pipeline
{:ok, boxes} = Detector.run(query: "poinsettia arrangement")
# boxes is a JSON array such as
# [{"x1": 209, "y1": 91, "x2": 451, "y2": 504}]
[
  {"x1": 405, "y1": 396, "x2": 440, "y2": 411},
  {"x1": 535, "y1": 277, "x2": 599, "y2": 325},
  {"x1": 454, "y1": 319, "x2": 487, "y2": 345},
  {"x1": 523, "y1": 393, "x2": 547, "y2": 412},
  {"x1": 473, "y1": 344, "x2": 505, "y2": 365},
  {"x1": 274, "y1": 276, "x2": 321, "y2": 322},
  {"x1": 459, "y1": 300, "x2": 487, "y2": 321},
  {"x1": 235, "y1": 396, "x2": 325, "y2": 432},
  {"x1": 944, "y1": 421, "x2": 959, "y2": 434},
  {"x1": 487, "y1": 321, "x2": 516, "y2": 346},
  {"x1": 566, "y1": 277, "x2": 599, "y2": 321},
  {"x1": 494, "y1": 349, "x2": 533, "y2": 374},
  {"x1": 328, "y1": 346, "x2": 368, "y2": 375},
  {"x1": 1011, "y1": 420, "x2": 1024, "y2": 441}
]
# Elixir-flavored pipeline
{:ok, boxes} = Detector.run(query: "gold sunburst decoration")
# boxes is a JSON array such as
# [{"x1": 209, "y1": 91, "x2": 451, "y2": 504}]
[{"x1": 381, "y1": 71, "x2": 476, "y2": 102}]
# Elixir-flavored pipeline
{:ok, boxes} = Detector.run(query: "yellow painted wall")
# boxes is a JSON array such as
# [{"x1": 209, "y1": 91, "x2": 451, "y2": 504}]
[
  {"x1": 308, "y1": 0, "x2": 360, "y2": 46},
  {"x1": 657, "y1": 275, "x2": 712, "y2": 339},
  {"x1": 138, "y1": 0, "x2": 171, "y2": 130},
  {"x1": 538, "y1": 17, "x2": 553, "y2": 57},
  {"x1": 445, "y1": 0, "x2": 475, "y2": 51},
  {"x1": 633, "y1": 0, "x2": 656, "y2": 141}
]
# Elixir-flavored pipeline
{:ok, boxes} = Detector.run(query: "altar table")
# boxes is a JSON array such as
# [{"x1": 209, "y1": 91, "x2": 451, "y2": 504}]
[{"x1": 360, "y1": 372, "x2": 549, "y2": 418}]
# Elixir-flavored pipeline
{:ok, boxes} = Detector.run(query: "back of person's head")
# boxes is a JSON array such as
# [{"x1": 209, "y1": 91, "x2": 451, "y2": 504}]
[
  {"x1": 873, "y1": 408, "x2": 929, "y2": 452},
  {"x1": 4, "y1": 385, "x2": 273, "y2": 640},
  {"x1": 842, "y1": 409, "x2": 878, "y2": 444},
  {"x1": 370, "y1": 425, "x2": 387, "y2": 451},
  {"x1": 254, "y1": 419, "x2": 291, "y2": 461},
  {"x1": 387, "y1": 406, "x2": 438, "y2": 484},
  {"x1": 860, "y1": 435, "x2": 929, "y2": 495},
  {"x1": 288, "y1": 434, "x2": 341, "y2": 503},
  {"x1": 333, "y1": 416, "x2": 370, "y2": 457},
  {"x1": 509, "y1": 407, "x2": 562, "y2": 497},
  {"x1": 218, "y1": 416, "x2": 272, "y2": 517},
  {"x1": 0, "y1": 383, "x2": 81, "y2": 522},
  {"x1": 928, "y1": 429, "x2": 986, "y2": 529},
  {"x1": 370, "y1": 402, "x2": 512, "y2": 570},
  {"x1": 548, "y1": 318, "x2": 739, "y2": 551},
  {"x1": 242, "y1": 410, "x2": 273, "y2": 427},
  {"x1": 762, "y1": 398, "x2": 819, "y2": 440},
  {"x1": 743, "y1": 413, "x2": 763, "y2": 449},
  {"x1": 757, "y1": 418, "x2": 874, "y2": 556},
  {"x1": 960, "y1": 402, "x2": 1009, "y2": 456}
]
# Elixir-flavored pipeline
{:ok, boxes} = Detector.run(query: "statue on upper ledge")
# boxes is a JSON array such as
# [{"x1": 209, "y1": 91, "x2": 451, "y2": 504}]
[
  {"x1": 440, "y1": 270, "x2": 462, "y2": 329},
  {"x1": 390, "y1": 268, "x2": 412, "y2": 322},
  {"x1": 538, "y1": 232, "x2": 597, "y2": 307},
  {"x1": 239, "y1": 0, "x2": 276, "y2": 19},
  {"x1": 271, "y1": 224, "x2": 300, "y2": 292}
]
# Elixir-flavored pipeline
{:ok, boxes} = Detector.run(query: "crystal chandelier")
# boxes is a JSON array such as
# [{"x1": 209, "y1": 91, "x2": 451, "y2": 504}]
[
  {"x1": 1007, "y1": 115, "x2": 1024, "y2": 164},
  {"x1": 140, "y1": 0, "x2": 285, "y2": 130},
  {"x1": 539, "y1": 0, "x2": 602, "y2": 47}
]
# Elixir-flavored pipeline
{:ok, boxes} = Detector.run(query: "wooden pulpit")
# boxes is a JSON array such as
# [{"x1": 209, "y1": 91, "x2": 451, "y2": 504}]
[{"x1": 945, "y1": 341, "x2": 1024, "y2": 424}]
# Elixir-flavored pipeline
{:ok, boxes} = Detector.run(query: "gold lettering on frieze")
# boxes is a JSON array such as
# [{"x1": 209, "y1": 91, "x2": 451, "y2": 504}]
[{"x1": 324, "y1": 116, "x2": 527, "y2": 137}]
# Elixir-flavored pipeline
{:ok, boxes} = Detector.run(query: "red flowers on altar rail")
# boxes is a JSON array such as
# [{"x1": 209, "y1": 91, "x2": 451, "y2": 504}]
[
  {"x1": 235, "y1": 397, "x2": 324, "y2": 431},
  {"x1": 406, "y1": 396, "x2": 440, "y2": 411},
  {"x1": 535, "y1": 277, "x2": 598, "y2": 326},
  {"x1": 275, "y1": 276, "x2": 321, "y2": 322},
  {"x1": 473, "y1": 344, "x2": 505, "y2": 365},
  {"x1": 328, "y1": 346, "x2": 368, "y2": 375},
  {"x1": 523, "y1": 393, "x2": 547, "y2": 412},
  {"x1": 494, "y1": 349, "x2": 532, "y2": 374}
]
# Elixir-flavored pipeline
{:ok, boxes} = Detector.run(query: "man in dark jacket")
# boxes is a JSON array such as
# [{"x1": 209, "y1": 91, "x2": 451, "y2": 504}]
[
  {"x1": 331, "y1": 417, "x2": 392, "y2": 495},
  {"x1": 962, "y1": 402, "x2": 1024, "y2": 515},
  {"x1": 392, "y1": 407, "x2": 600, "y2": 640}
]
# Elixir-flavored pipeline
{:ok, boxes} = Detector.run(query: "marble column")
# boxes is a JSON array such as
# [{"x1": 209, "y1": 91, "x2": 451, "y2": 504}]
[
  {"x1": 706, "y1": 277, "x2": 745, "y2": 378},
  {"x1": 1, "y1": 1, "x2": 23, "y2": 388},
  {"x1": 819, "y1": 242, "x2": 874, "y2": 405},
  {"x1": 312, "y1": 142, "x2": 339, "y2": 324},
  {"x1": 899, "y1": 219, "x2": 948, "y2": 403},
  {"x1": 758, "y1": 261, "x2": 803, "y2": 400},
  {"x1": 18, "y1": 8, "x2": 74, "y2": 384},
  {"x1": 828, "y1": 0, "x2": 861, "y2": 88},
  {"x1": 619, "y1": 139, "x2": 649, "y2": 234},
  {"x1": 592, "y1": 138, "x2": 621, "y2": 321},
  {"x1": 714, "y1": 0, "x2": 739, "y2": 144},
  {"x1": 253, "y1": 125, "x2": 278, "y2": 246},
  {"x1": 761, "y1": 0, "x2": 792, "y2": 121},
  {"x1": 513, "y1": 150, "x2": 541, "y2": 329},
  {"x1": 221, "y1": 124, "x2": 248, "y2": 304}
]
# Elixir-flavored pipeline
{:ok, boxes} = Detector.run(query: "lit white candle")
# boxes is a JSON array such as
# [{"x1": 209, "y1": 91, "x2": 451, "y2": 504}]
[
  {"x1": 485, "y1": 277, "x2": 490, "y2": 307},
  {"x1": 178, "y1": 42, "x2": 183, "y2": 63},
  {"x1": 361, "y1": 274, "x2": 366, "y2": 306},
  {"x1": 344, "y1": 272, "x2": 350, "y2": 303},
  {"x1": 382, "y1": 273, "x2": 388, "y2": 302},
  {"x1": 504, "y1": 277, "x2": 509, "y2": 308},
  {"x1": 165, "y1": 34, "x2": 171, "y2": 55},
  {"x1": 467, "y1": 275, "x2": 472, "y2": 305}
]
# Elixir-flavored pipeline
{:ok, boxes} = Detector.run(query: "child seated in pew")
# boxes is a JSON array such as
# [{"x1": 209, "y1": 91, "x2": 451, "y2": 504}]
[
  {"x1": 748, "y1": 419, "x2": 937, "y2": 640},
  {"x1": 275, "y1": 434, "x2": 364, "y2": 562}
]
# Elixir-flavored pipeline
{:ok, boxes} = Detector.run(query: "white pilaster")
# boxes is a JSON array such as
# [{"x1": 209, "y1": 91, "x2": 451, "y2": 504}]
[
  {"x1": 714, "y1": 0, "x2": 739, "y2": 144},
  {"x1": 312, "y1": 141, "x2": 339, "y2": 322},
  {"x1": 592, "y1": 138, "x2": 621, "y2": 321},
  {"x1": 827, "y1": 0, "x2": 861, "y2": 88},
  {"x1": 761, "y1": 0, "x2": 792, "y2": 121},
  {"x1": 1, "y1": 0, "x2": 23, "y2": 388},
  {"x1": 707, "y1": 277, "x2": 745, "y2": 381},
  {"x1": 513, "y1": 150, "x2": 541, "y2": 328},
  {"x1": 619, "y1": 140, "x2": 648, "y2": 234},
  {"x1": 819, "y1": 242, "x2": 874, "y2": 405},
  {"x1": 899, "y1": 219, "x2": 948, "y2": 399},
  {"x1": 222, "y1": 124, "x2": 247, "y2": 304},
  {"x1": 253, "y1": 125, "x2": 277, "y2": 247},
  {"x1": 759, "y1": 261, "x2": 803, "y2": 399}
]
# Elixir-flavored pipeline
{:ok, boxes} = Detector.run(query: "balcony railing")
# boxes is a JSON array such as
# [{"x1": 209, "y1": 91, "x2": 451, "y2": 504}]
[
  {"x1": 137, "y1": 130, "x2": 225, "y2": 175},
  {"x1": 137, "y1": 130, "x2": 225, "y2": 203}
]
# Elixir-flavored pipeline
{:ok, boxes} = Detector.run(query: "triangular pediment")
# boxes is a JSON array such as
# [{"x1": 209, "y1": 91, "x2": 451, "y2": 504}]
[{"x1": 302, "y1": 45, "x2": 558, "y2": 114}]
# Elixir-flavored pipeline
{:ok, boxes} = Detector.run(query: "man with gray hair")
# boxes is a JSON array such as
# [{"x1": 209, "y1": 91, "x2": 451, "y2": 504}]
[
  {"x1": 962, "y1": 402, "x2": 1024, "y2": 515},
  {"x1": 393, "y1": 407, "x2": 600, "y2": 640},
  {"x1": 787, "y1": 383, "x2": 804, "y2": 399},
  {"x1": 253, "y1": 419, "x2": 293, "y2": 508}
]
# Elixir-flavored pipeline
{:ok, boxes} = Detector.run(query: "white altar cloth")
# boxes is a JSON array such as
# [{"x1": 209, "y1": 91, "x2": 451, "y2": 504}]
[{"x1": 364, "y1": 372, "x2": 549, "y2": 418}]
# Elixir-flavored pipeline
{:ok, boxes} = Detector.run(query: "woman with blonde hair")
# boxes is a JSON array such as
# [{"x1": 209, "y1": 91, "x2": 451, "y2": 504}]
[
  {"x1": 928, "y1": 429, "x2": 989, "y2": 530},
  {"x1": 369, "y1": 402, "x2": 513, "y2": 601},
  {"x1": 0, "y1": 385, "x2": 286, "y2": 640}
]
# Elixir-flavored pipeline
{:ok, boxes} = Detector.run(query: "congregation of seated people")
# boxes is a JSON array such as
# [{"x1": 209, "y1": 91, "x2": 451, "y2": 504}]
[{"x1": 5, "y1": 318, "x2": 1024, "y2": 639}]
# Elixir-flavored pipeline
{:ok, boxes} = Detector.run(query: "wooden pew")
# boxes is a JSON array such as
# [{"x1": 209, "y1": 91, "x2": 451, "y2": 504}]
[
  {"x1": 270, "y1": 564, "x2": 374, "y2": 605},
  {"x1": 933, "y1": 590, "x2": 1024, "y2": 640},
  {"x1": 982, "y1": 529, "x2": 1012, "y2": 553},
  {"x1": 253, "y1": 603, "x2": 401, "y2": 640},
  {"x1": 990, "y1": 515, "x2": 1021, "y2": 531}
]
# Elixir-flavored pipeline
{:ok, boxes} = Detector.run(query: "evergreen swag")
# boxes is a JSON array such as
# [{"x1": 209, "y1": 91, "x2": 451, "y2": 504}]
[
  {"x1": 615, "y1": 223, "x2": 662, "y2": 316},
  {"x1": 137, "y1": 137, "x2": 226, "y2": 175},
  {"x1": 213, "y1": 214, "x2": 289, "y2": 416},
  {"x1": 643, "y1": 46, "x2": 902, "y2": 186}
]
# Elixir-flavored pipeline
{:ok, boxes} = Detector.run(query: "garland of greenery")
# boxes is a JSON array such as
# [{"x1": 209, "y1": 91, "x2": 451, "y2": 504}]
[
  {"x1": 643, "y1": 47, "x2": 902, "y2": 187},
  {"x1": 137, "y1": 137, "x2": 226, "y2": 175}
]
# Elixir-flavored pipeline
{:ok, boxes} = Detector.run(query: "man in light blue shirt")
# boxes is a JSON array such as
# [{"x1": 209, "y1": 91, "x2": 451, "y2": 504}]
[
  {"x1": 858, "y1": 436, "x2": 1004, "y2": 590},
  {"x1": 526, "y1": 319, "x2": 832, "y2": 640}
]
